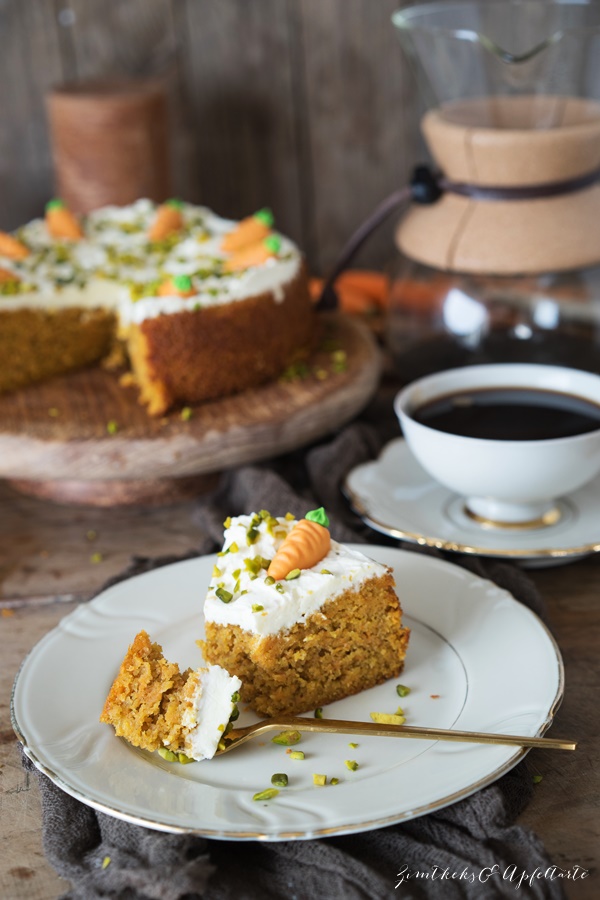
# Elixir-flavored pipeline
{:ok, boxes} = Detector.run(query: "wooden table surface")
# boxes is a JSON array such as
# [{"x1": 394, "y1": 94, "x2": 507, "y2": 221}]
[{"x1": 1, "y1": 482, "x2": 598, "y2": 899}]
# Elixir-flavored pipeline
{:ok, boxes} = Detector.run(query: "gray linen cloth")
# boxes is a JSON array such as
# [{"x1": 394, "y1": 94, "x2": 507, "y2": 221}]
[{"x1": 21, "y1": 422, "x2": 565, "y2": 900}]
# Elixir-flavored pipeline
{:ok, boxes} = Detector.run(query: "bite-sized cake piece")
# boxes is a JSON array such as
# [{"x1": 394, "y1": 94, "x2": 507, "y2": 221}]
[
  {"x1": 202, "y1": 509, "x2": 410, "y2": 717},
  {"x1": 0, "y1": 200, "x2": 314, "y2": 415},
  {"x1": 100, "y1": 630, "x2": 241, "y2": 761}
]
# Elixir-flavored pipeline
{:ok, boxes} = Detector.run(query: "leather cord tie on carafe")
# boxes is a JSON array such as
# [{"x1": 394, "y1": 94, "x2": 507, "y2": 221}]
[{"x1": 318, "y1": 163, "x2": 600, "y2": 310}]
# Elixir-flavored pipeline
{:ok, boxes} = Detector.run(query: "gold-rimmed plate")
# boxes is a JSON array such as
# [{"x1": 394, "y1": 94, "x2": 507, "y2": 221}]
[
  {"x1": 344, "y1": 438, "x2": 600, "y2": 566},
  {"x1": 12, "y1": 549, "x2": 563, "y2": 839}
]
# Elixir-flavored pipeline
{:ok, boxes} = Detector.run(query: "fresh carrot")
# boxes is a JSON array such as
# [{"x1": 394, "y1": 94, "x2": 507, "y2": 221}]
[
  {"x1": 157, "y1": 274, "x2": 196, "y2": 298},
  {"x1": 223, "y1": 235, "x2": 281, "y2": 273},
  {"x1": 45, "y1": 199, "x2": 83, "y2": 240},
  {"x1": 0, "y1": 267, "x2": 20, "y2": 283},
  {"x1": 268, "y1": 508, "x2": 331, "y2": 581},
  {"x1": 221, "y1": 208, "x2": 274, "y2": 253},
  {"x1": 148, "y1": 200, "x2": 184, "y2": 242},
  {"x1": 0, "y1": 231, "x2": 29, "y2": 259}
]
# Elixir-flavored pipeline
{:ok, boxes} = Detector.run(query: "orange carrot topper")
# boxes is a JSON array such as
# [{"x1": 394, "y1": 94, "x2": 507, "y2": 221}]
[
  {"x1": 223, "y1": 235, "x2": 281, "y2": 274},
  {"x1": 0, "y1": 231, "x2": 29, "y2": 260},
  {"x1": 148, "y1": 199, "x2": 185, "y2": 242},
  {"x1": 0, "y1": 267, "x2": 21, "y2": 284},
  {"x1": 221, "y1": 208, "x2": 274, "y2": 253},
  {"x1": 45, "y1": 199, "x2": 84, "y2": 240},
  {"x1": 157, "y1": 274, "x2": 196, "y2": 298},
  {"x1": 267, "y1": 508, "x2": 331, "y2": 581}
]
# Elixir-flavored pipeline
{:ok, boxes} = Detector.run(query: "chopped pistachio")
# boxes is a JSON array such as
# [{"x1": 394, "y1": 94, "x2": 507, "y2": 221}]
[
  {"x1": 232, "y1": 568, "x2": 241, "y2": 579},
  {"x1": 396, "y1": 707, "x2": 404, "y2": 716},
  {"x1": 106, "y1": 420, "x2": 118, "y2": 435},
  {"x1": 348, "y1": 742, "x2": 358, "y2": 749},
  {"x1": 285, "y1": 568, "x2": 301, "y2": 581},
  {"x1": 275, "y1": 583, "x2": 285, "y2": 593},
  {"x1": 320, "y1": 569, "x2": 333, "y2": 575},
  {"x1": 223, "y1": 517, "x2": 232, "y2": 528},
  {"x1": 253, "y1": 788, "x2": 279, "y2": 801},
  {"x1": 313, "y1": 774, "x2": 327, "y2": 786},
  {"x1": 264, "y1": 575, "x2": 276, "y2": 586},
  {"x1": 314, "y1": 708, "x2": 323, "y2": 719},
  {"x1": 90, "y1": 552, "x2": 103, "y2": 564},
  {"x1": 231, "y1": 691, "x2": 240, "y2": 703},
  {"x1": 533, "y1": 774, "x2": 543, "y2": 784},
  {"x1": 177, "y1": 752, "x2": 194, "y2": 764},
  {"x1": 345, "y1": 760, "x2": 359, "y2": 771},
  {"x1": 48, "y1": 407, "x2": 60, "y2": 418},
  {"x1": 228, "y1": 541, "x2": 239, "y2": 554},
  {"x1": 258, "y1": 509, "x2": 272, "y2": 520},
  {"x1": 217, "y1": 724, "x2": 225, "y2": 732},
  {"x1": 215, "y1": 587, "x2": 233, "y2": 604},
  {"x1": 285, "y1": 512, "x2": 295, "y2": 521},
  {"x1": 370, "y1": 712, "x2": 406, "y2": 726},
  {"x1": 101, "y1": 856, "x2": 111, "y2": 869},
  {"x1": 86, "y1": 530, "x2": 97, "y2": 541},
  {"x1": 396, "y1": 684, "x2": 411, "y2": 698},
  {"x1": 252, "y1": 604, "x2": 264, "y2": 613},
  {"x1": 180, "y1": 406, "x2": 193, "y2": 421},
  {"x1": 158, "y1": 747, "x2": 179, "y2": 762},
  {"x1": 212, "y1": 565, "x2": 222, "y2": 578},
  {"x1": 271, "y1": 773, "x2": 289, "y2": 787},
  {"x1": 330, "y1": 777, "x2": 340, "y2": 786},
  {"x1": 271, "y1": 730, "x2": 301, "y2": 746},
  {"x1": 288, "y1": 750, "x2": 305, "y2": 760}
]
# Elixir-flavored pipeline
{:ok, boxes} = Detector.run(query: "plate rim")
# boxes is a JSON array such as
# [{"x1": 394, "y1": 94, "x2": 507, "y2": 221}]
[
  {"x1": 11, "y1": 549, "x2": 565, "y2": 841},
  {"x1": 343, "y1": 437, "x2": 600, "y2": 560}
]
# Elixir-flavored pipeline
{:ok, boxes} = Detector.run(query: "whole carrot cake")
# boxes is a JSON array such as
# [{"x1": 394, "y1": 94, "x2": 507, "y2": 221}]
[
  {"x1": 100, "y1": 630, "x2": 242, "y2": 761},
  {"x1": 0, "y1": 200, "x2": 314, "y2": 415},
  {"x1": 201, "y1": 509, "x2": 410, "y2": 717}
]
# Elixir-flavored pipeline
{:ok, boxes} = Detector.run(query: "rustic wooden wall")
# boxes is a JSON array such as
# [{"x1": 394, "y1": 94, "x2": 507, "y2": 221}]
[{"x1": 0, "y1": 0, "x2": 419, "y2": 273}]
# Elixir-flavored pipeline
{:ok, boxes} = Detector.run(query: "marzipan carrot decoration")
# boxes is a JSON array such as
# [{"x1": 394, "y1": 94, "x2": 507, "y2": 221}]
[
  {"x1": 268, "y1": 508, "x2": 331, "y2": 581},
  {"x1": 0, "y1": 231, "x2": 29, "y2": 259},
  {"x1": 149, "y1": 199, "x2": 184, "y2": 242},
  {"x1": 223, "y1": 235, "x2": 281, "y2": 273},
  {"x1": 157, "y1": 274, "x2": 196, "y2": 297},
  {"x1": 221, "y1": 208, "x2": 274, "y2": 253},
  {"x1": 45, "y1": 199, "x2": 84, "y2": 240},
  {"x1": 0, "y1": 267, "x2": 20, "y2": 283}
]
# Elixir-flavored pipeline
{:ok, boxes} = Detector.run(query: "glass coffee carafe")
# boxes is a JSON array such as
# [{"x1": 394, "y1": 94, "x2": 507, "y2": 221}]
[{"x1": 387, "y1": 1, "x2": 600, "y2": 382}]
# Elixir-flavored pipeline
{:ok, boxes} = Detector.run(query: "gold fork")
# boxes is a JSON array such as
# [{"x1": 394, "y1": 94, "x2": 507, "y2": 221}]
[{"x1": 216, "y1": 715, "x2": 576, "y2": 755}]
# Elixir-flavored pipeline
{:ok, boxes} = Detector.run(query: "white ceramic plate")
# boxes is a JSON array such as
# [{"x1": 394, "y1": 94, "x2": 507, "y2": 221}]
[
  {"x1": 344, "y1": 438, "x2": 600, "y2": 566},
  {"x1": 12, "y1": 549, "x2": 563, "y2": 841}
]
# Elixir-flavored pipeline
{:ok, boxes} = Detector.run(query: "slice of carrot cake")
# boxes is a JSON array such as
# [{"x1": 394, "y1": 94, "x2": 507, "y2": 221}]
[
  {"x1": 202, "y1": 509, "x2": 410, "y2": 717},
  {"x1": 100, "y1": 630, "x2": 241, "y2": 761}
]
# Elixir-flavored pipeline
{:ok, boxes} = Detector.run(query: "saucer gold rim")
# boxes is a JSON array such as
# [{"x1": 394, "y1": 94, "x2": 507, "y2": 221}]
[{"x1": 463, "y1": 505, "x2": 563, "y2": 531}]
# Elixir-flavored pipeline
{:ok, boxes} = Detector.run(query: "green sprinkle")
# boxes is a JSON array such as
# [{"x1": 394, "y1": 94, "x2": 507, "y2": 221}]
[
  {"x1": 173, "y1": 274, "x2": 192, "y2": 291},
  {"x1": 106, "y1": 420, "x2": 118, "y2": 435},
  {"x1": 264, "y1": 234, "x2": 281, "y2": 254},
  {"x1": 252, "y1": 604, "x2": 264, "y2": 613},
  {"x1": 348, "y1": 742, "x2": 358, "y2": 749},
  {"x1": 288, "y1": 750, "x2": 305, "y2": 760},
  {"x1": 46, "y1": 198, "x2": 65, "y2": 211},
  {"x1": 253, "y1": 788, "x2": 278, "y2": 801},
  {"x1": 275, "y1": 583, "x2": 285, "y2": 593},
  {"x1": 90, "y1": 552, "x2": 103, "y2": 564},
  {"x1": 254, "y1": 207, "x2": 274, "y2": 227},
  {"x1": 345, "y1": 760, "x2": 359, "y2": 771},
  {"x1": 166, "y1": 198, "x2": 184, "y2": 209},
  {"x1": 314, "y1": 708, "x2": 323, "y2": 719},
  {"x1": 271, "y1": 773, "x2": 288, "y2": 787},
  {"x1": 231, "y1": 691, "x2": 240, "y2": 703},
  {"x1": 264, "y1": 575, "x2": 276, "y2": 586},
  {"x1": 180, "y1": 406, "x2": 193, "y2": 421},
  {"x1": 285, "y1": 568, "x2": 301, "y2": 581},
  {"x1": 330, "y1": 778, "x2": 340, "y2": 786},
  {"x1": 215, "y1": 587, "x2": 233, "y2": 603},
  {"x1": 101, "y1": 856, "x2": 111, "y2": 869},
  {"x1": 305, "y1": 507, "x2": 330, "y2": 528},
  {"x1": 533, "y1": 774, "x2": 543, "y2": 784},
  {"x1": 271, "y1": 730, "x2": 301, "y2": 746},
  {"x1": 313, "y1": 774, "x2": 326, "y2": 786},
  {"x1": 320, "y1": 569, "x2": 333, "y2": 575},
  {"x1": 396, "y1": 684, "x2": 411, "y2": 698}
]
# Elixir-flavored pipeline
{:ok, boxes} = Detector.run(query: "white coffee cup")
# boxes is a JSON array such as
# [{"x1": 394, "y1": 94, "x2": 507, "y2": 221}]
[{"x1": 394, "y1": 364, "x2": 600, "y2": 527}]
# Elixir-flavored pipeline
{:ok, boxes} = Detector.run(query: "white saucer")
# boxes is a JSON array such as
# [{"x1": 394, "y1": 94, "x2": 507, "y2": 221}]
[{"x1": 343, "y1": 438, "x2": 600, "y2": 567}]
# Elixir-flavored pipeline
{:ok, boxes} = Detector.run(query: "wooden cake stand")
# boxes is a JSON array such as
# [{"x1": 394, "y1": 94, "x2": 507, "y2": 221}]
[{"x1": 0, "y1": 313, "x2": 381, "y2": 506}]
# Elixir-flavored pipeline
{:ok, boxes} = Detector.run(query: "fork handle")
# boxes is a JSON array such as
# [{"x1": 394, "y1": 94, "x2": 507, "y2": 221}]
[{"x1": 274, "y1": 717, "x2": 576, "y2": 751}]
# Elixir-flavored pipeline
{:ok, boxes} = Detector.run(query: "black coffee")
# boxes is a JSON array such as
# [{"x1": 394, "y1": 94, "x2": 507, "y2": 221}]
[{"x1": 412, "y1": 387, "x2": 600, "y2": 441}]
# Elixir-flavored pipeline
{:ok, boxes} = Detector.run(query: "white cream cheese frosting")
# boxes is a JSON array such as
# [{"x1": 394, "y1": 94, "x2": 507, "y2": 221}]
[
  {"x1": 0, "y1": 200, "x2": 301, "y2": 322},
  {"x1": 203, "y1": 513, "x2": 390, "y2": 637},
  {"x1": 181, "y1": 665, "x2": 242, "y2": 761}
]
